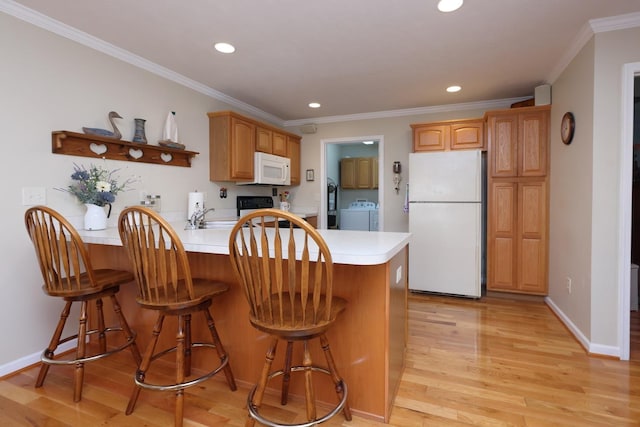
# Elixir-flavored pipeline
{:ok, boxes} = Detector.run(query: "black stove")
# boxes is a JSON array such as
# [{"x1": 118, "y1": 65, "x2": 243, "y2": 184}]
[
  {"x1": 236, "y1": 196, "x2": 274, "y2": 217},
  {"x1": 236, "y1": 196, "x2": 302, "y2": 228}
]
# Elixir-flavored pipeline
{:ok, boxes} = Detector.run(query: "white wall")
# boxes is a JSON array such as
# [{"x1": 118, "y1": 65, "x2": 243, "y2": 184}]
[
  {"x1": 591, "y1": 27, "x2": 640, "y2": 347},
  {"x1": 0, "y1": 12, "x2": 266, "y2": 370},
  {"x1": 548, "y1": 26, "x2": 640, "y2": 355},
  {"x1": 548, "y1": 39, "x2": 595, "y2": 341}
]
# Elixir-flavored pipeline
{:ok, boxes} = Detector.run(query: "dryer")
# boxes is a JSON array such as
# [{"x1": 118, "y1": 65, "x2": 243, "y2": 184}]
[{"x1": 340, "y1": 200, "x2": 378, "y2": 231}]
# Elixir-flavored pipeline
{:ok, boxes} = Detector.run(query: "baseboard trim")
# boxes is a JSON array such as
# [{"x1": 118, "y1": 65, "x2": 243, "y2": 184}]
[
  {"x1": 544, "y1": 297, "x2": 620, "y2": 359},
  {"x1": 0, "y1": 339, "x2": 77, "y2": 379}
]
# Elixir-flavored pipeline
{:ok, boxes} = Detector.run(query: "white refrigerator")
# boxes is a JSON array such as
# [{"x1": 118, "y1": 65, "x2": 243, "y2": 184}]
[{"x1": 408, "y1": 150, "x2": 483, "y2": 298}]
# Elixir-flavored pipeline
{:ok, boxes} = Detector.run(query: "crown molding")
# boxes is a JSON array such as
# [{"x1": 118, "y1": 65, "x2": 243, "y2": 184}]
[
  {"x1": 547, "y1": 12, "x2": 640, "y2": 85},
  {"x1": 283, "y1": 97, "x2": 530, "y2": 127},
  {"x1": 590, "y1": 11, "x2": 640, "y2": 33},
  {"x1": 0, "y1": 0, "x2": 284, "y2": 125},
  {"x1": 13, "y1": 0, "x2": 632, "y2": 128}
]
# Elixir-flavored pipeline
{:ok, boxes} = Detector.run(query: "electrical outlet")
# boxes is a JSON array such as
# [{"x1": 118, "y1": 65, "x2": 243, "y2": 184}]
[
  {"x1": 566, "y1": 277, "x2": 572, "y2": 294},
  {"x1": 22, "y1": 187, "x2": 46, "y2": 205},
  {"x1": 272, "y1": 187, "x2": 278, "y2": 197},
  {"x1": 396, "y1": 266, "x2": 402, "y2": 284}
]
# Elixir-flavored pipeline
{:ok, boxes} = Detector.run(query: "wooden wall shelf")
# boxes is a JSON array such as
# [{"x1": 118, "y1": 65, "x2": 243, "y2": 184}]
[{"x1": 51, "y1": 130, "x2": 199, "y2": 167}]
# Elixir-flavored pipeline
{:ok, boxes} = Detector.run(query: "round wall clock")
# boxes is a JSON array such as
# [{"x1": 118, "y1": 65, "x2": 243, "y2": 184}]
[{"x1": 561, "y1": 112, "x2": 575, "y2": 145}]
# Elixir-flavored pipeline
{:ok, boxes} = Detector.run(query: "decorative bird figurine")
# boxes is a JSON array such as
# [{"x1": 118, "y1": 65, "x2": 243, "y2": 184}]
[{"x1": 82, "y1": 111, "x2": 122, "y2": 139}]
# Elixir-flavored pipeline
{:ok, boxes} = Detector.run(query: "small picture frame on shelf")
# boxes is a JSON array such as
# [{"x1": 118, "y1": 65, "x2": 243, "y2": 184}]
[{"x1": 306, "y1": 169, "x2": 315, "y2": 181}]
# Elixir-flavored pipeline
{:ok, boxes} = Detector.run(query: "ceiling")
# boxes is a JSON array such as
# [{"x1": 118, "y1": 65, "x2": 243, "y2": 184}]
[{"x1": 6, "y1": 0, "x2": 640, "y2": 124}]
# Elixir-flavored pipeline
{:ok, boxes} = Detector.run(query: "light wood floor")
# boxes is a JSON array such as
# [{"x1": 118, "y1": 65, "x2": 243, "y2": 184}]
[{"x1": 1, "y1": 293, "x2": 639, "y2": 426}]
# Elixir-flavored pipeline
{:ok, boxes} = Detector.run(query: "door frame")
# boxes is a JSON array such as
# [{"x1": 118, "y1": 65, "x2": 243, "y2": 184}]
[
  {"x1": 319, "y1": 135, "x2": 384, "y2": 230},
  {"x1": 618, "y1": 62, "x2": 640, "y2": 360}
]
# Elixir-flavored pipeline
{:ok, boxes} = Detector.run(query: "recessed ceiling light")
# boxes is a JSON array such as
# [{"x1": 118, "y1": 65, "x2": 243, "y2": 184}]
[
  {"x1": 214, "y1": 42, "x2": 235, "y2": 53},
  {"x1": 438, "y1": 0, "x2": 463, "y2": 12},
  {"x1": 362, "y1": 140, "x2": 374, "y2": 145},
  {"x1": 446, "y1": 85, "x2": 462, "y2": 93},
  {"x1": 308, "y1": 102, "x2": 321, "y2": 108}
]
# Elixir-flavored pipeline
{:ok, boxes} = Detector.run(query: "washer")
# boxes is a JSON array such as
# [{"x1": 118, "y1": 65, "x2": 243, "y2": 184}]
[{"x1": 340, "y1": 200, "x2": 378, "y2": 231}]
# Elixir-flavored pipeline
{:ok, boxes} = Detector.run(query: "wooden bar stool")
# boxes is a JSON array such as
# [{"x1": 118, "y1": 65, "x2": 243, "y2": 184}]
[
  {"x1": 229, "y1": 208, "x2": 351, "y2": 427},
  {"x1": 24, "y1": 205, "x2": 142, "y2": 402},
  {"x1": 118, "y1": 206, "x2": 236, "y2": 427}
]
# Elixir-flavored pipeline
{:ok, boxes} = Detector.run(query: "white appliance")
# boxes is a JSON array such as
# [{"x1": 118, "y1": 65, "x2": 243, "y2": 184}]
[
  {"x1": 340, "y1": 200, "x2": 379, "y2": 231},
  {"x1": 237, "y1": 152, "x2": 291, "y2": 186},
  {"x1": 408, "y1": 150, "x2": 482, "y2": 298}
]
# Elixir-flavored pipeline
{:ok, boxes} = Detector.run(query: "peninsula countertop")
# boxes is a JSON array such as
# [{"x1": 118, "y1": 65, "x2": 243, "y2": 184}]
[
  {"x1": 82, "y1": 219, "x2": 410, "y2": 422},
  {"x1": 77, "y1": 222, "x2": 411, "y2": 266}
]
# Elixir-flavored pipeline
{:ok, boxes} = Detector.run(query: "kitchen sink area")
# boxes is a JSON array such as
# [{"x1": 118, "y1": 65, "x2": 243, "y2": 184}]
[{"x1": 198, "y1": 219, "x2": 238, "y2": 229}]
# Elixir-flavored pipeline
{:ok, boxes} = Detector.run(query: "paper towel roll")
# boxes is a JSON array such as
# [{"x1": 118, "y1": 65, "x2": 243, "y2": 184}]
[{"x1": 188, "y1": 192, "x2": 204, "y2": 219}]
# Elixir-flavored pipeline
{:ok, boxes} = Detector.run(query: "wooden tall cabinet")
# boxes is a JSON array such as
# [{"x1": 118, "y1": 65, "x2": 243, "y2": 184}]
[{"x1": 486, "y1": 105, "x2": 550, "y2": 295}]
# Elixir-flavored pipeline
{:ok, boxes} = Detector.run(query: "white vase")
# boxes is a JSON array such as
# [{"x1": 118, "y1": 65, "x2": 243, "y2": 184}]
[
  {"x1": 84, "y1": 204, "x2": 107, "y2": 230},
  {"x1": 279, "y1": 201, "x2": 290, "y2": 212}
]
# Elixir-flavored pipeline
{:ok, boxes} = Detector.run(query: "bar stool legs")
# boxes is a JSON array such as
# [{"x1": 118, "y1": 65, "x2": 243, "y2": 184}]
[
  {"x1": 36, "y1": 294, "x2": 141, "y2": 403},
  {"x1": 126, "y1": 303, "x2": 236, "y2": 427},
  {"x1": 246, "y1": 334, "x2": 351, "y2": 427}
]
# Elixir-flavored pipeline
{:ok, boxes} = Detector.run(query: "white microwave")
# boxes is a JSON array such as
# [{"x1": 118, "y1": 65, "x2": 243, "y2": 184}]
[{"x1": 237, "y1": 152, "x2": 291, "y2": 186}]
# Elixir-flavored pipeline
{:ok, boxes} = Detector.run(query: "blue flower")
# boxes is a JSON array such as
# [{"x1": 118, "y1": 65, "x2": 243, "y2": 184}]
[{"x1": 57, "y1": 163, "x2": 134, "y2": 206}]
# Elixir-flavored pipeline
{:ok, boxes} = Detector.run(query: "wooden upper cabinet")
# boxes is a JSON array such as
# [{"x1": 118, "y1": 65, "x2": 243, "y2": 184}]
[
  {"x1": 340, "y1": 158, "x2": 357, "y2": 189},
  {"x1": 256, "y1": 127, "x2": 288, "y2": 157},
  {"x1": 487, "y1": 106, "x2": 549, "y2": 178},
  {"x1": 487, "y1": 114, "x2": 518, "y2": 177},
  {"x1": 412, "y1": 124, "x2": 450, "y2": 151},
  {"x1": 450, "y1": 121, "x2": 485, "y2": 150},
  {"x1": 519, "y1": 110, "x2": 549, "y2": 177},
  {"x1": 371, "y1": 157, "x2": 379, "y2": 189},
  {"x1": 272, "y1": 132, "x2": 288, "y2": 157},
  {"x1": 411, "y1": 119, "x2": 484, "y2": 152},
  {"x1": 255, "y1": 126, "x2": 273, "y2": 153},
  {"x1": 340, "y1": 157, "x2": 376, "y2": 189},
  {"x1": 287, "y1": 136, "x2": 301, "y2": 185},
  {"x1": 208, "y1": 112, "x2": 255, "y2": 181},
  {"x1": 356, "y1": 157, "x2": 372, "y2": 189},
  {"x1": 208, "y1": 111, "x2": 302, "y2": 184}
]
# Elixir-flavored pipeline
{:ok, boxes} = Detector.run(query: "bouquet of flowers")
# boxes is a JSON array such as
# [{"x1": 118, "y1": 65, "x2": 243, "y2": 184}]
[
  {"x1": 59, "y1": 163, "x2": 133, "y2": 207},
  {"x1": 279, "y1": 191, "x2": 290, "y2": 203},
  {"x1": 278, "y1": 191, "x2": 291, "y2": 212}
]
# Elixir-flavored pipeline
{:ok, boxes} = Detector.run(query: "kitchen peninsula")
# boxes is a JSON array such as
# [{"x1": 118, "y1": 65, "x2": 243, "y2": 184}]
[{"x1": 79, "y1": 224, "x2": 410, "y2": 422}]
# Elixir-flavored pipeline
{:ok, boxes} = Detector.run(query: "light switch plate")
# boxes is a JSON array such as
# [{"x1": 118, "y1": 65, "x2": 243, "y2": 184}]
[{"x1": 22, "y1": 187, "x2": 46, "y2": 205}]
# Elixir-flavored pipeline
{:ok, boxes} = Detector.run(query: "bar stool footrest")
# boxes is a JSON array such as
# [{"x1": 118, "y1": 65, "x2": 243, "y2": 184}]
[
  {"x1": 42, "y1": 327, "x2": 137, "y2": 365},
  {"x1": 134, "y1": 342, "x2": 229, "y2": 392},
  {"x1": 247, "y1": 365, "x2": 348, "y2": 427}
]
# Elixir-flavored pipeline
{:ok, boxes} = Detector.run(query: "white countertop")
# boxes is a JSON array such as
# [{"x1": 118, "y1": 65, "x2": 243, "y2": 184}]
[{"x1": 78, "y1": 221, "x2": 410, "y2": 266}]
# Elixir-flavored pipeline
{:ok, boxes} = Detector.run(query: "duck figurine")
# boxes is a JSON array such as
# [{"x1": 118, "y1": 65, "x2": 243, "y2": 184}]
[{"x1": 82, "y1": 111, "x2": 122, "y2": 140}]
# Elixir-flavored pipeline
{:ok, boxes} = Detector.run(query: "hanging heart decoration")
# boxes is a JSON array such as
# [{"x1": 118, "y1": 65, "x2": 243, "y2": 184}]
[
  {"x1": 89, "y1": 143, "x2": 108, "y2": 155},
  {"x1": 128, "y1": 148, "x2": 143, "y2": 159}
]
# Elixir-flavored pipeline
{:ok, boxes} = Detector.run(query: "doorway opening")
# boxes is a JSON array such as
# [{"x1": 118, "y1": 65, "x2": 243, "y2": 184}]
[{"x1": 319, "y1": 136, "x2": 384, "y2": 230}]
